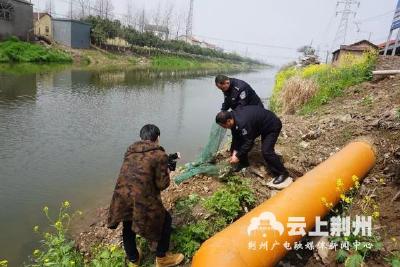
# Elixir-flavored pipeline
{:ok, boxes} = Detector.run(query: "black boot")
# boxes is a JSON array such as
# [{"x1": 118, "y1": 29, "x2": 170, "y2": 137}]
[{"x1": 273, "y1": 174, "x2": 288, "y2": 184}]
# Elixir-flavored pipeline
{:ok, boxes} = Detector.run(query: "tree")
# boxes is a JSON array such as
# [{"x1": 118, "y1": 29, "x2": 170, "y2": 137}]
[
  {"x1": 45, "y1": 0, "x2": 55, "y2": 16},
  {"x1": 95, "y1": 0, "x2": 113, "y2": 19},
  {"x1": 75, "y1": 0, "x2": 90, "y2": 19}
]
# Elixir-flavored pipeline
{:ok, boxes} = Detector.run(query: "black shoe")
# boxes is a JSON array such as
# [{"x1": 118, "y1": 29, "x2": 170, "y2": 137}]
[
  {"x1": 273, "y1": 175, "x2": 288, "y2": 184},
  {"x1": 233, "y1": 162, "x2": 250, "y2": 172}
]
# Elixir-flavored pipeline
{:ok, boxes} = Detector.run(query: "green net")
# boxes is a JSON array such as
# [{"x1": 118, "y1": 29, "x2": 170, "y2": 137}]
[{"x1": 174, "y1": 123, "x2": 228, "y2": 184}]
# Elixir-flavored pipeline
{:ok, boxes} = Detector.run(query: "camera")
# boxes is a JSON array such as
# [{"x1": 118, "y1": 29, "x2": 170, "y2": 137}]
[{"x1": 168, "y1": 152, "x2": 181, "y2": 171}]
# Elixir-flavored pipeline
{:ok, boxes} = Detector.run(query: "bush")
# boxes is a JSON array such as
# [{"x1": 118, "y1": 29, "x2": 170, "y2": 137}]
[
  {"x1": 280, "y1": 76, "x2": 319, "y2": 114},
  {"x1": 0, "y1": 38, "x2": 72, "y2": 63},
  {"x1": 172, "y1": 176, "x2": 255, "y2": 259},
  {"x1": 269, "y1": 51, "x2": 377, "y2": 114}
]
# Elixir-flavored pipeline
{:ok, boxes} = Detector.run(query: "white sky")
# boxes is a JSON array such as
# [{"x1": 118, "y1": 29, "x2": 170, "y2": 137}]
[{"x1": 34, "y1": 0, "x2": 398, "y2": 65}]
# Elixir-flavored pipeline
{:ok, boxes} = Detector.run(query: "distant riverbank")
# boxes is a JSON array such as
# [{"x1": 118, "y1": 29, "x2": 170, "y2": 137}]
[{"x1": 0, "y1": 38, "x2": 264, "y2": 73}]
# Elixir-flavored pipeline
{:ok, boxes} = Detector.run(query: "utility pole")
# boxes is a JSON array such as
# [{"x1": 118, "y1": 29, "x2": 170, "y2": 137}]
[
  {"x1": 186, "y1": 0, "x2": 194, "y2": 39},
  {"x1": 70, "y1": 0, "x2": 73, "y2": 19},
  {"x1": 332, "y1": 0, "x2": 360, "y2": 49}
]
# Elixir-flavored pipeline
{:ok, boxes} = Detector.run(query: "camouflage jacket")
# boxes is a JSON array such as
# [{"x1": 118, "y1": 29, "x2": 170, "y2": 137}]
[{"x1": 107, "y1": 140, "x2": 170, "y2": 241}]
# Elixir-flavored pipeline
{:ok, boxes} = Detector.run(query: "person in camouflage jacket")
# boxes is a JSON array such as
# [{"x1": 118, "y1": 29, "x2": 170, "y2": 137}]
[{"x1": 107, "y1": 125, "x2": 184, "y2": 267}]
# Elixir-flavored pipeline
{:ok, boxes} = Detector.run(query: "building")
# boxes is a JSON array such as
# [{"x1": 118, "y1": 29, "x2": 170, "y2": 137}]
[
  {"x1": 0, "y1": 0, "x2": 33, "y2": 41},
  {"x1": 33, "y1": 12, "x2": 52, "y2": 41},
  {"x1": 144, "y1": 24, "x2": 169, "y2": 40},
  {"x1": 378, "y1": 40, "x2": 400, "y2": 56},
  {"x1": 332, "y1": 40, "x2": 379, "y2": 64},
  {"x1": 52, "y1": 18, "x2": 91, "y2": 49}
]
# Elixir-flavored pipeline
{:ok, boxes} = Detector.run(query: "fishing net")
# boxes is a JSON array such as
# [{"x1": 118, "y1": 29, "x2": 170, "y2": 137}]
[{"x1": 174, "y1": 123, "x2": 228, "y2": 184}]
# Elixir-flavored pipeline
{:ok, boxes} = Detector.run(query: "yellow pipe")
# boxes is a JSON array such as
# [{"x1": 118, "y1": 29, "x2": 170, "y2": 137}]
[{"x1": 192, "y1": 141, "x2": 376, "y2": 267}]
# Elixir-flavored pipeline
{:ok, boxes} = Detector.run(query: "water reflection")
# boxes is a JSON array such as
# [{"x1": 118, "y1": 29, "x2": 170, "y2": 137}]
[{"x1": 0, "y1": 72, "x2": 37, "y2": 101}]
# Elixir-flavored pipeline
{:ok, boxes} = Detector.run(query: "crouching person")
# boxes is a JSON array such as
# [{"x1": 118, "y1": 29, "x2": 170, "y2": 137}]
[
  {"x1": 216, "y1": 106, "x2": 290, "y2": 185},
  {"x1": 107, "y1": 124, "x2": 184, "y2": 267}
]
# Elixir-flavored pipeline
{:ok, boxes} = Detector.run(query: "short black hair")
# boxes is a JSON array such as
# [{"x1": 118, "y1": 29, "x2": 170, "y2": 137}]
[
  {"x1": 140, "y1": 124, "x2": 160, "y2": 142},
  {"x1": 215, "y1": 111, "x2": 233, "y2": 124},
  {"x1": 215, "y1": 75, "x2": 229, "y2": 84}
]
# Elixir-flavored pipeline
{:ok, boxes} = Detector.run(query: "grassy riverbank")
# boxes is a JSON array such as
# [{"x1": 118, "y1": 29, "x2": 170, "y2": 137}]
[
  {"x1": 0, "y1": 38, "x2": 72, "y2": 63},
  {"x1": 0, "y1": 39, "x2": 258, "y2": 74},
  {"x1": 269, "y1": 52, "x2": 377, "y2": 114}
]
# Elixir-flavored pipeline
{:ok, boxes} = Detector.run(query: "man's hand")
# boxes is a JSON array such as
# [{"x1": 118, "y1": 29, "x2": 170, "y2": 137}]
[{"x1": 230, "y1": 154, "x2": 240, "y2": 164}]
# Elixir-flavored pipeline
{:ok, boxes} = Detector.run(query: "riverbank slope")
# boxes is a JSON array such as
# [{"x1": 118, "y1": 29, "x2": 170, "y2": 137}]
[{"x1": 72, "y1": 56, "x2": 400, "y2": 267}]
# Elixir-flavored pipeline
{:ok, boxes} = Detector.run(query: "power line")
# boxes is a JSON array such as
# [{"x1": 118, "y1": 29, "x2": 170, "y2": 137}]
[{"x1": 356, "y1": 9, "x2": 395, "y2": 23}]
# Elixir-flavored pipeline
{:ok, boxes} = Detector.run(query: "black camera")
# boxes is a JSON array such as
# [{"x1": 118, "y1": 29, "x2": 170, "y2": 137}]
[{"x1": 168, "y1": 152, "x2": 181, "y2": 171}]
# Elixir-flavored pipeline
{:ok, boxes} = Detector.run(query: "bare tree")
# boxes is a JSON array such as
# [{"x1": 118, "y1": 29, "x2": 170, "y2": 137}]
[
  {"x1": 104, "y1": 0, "x2": 113, "y2": 19},
  {"x1": 171, "y1": 8, "x2": 187, "y2": 39},
  {"x1": 45, "y1": 0, "x2": 55, "y2": 16},
  {"x1": 161, "y1": 2, "x2": 174, "y2": 35},
  {"x1": 75, "y1": 0, "x2": 90, "y2": 19},
  {"x1": 95, "y1": 0, "x2": 113, "y2": 19},
  {"x1": 124, "y1": 0, "x2": 134, "y2": 26},
  {"x1": 150, "y1": 2, "x2": 162, "y2": 26}
]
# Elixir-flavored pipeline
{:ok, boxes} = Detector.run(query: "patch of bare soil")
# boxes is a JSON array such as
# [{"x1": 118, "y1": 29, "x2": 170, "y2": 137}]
[{"x1": 73, "y1": 58, "x2": 400, "y2": 267}]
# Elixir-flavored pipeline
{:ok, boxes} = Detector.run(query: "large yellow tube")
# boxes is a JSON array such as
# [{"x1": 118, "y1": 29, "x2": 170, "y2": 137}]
[{"x1": 192, "y1": 141, "x2": 376, "y2": 267}]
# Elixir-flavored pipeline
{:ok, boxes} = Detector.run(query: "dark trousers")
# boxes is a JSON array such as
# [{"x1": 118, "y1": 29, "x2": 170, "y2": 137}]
[
  {"x1": 123, "y1": 212, "x2": 172, "y2": 262},
  {"x1": 234, "y1": 128, "x2": 288, "y2": 177},
  {"x1": 261, "y1": 128, "x2": 289, "y2": 177}
]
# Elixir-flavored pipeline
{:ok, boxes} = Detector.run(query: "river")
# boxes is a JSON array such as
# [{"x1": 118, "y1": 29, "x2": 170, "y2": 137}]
[{"x1": 0, "y1": 66, "x2": 277, "y2": 266}]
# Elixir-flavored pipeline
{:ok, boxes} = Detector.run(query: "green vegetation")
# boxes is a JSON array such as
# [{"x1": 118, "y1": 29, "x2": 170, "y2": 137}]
[
  {"x1": 361, "y1": 95, "x2": 373, "y2": 106},
  {"x1": 25, "y1": 175, "x2": 255, "y2": 266},
  {"x1": 270, "y1": 52, "x2": 377, "y2": 114},
  {"x1": 0, "y1": 37, "x2": 72, "y2": 63},
  {"x1": 150, "y1": 55, "x2": 249, "y2": 71},
  {"x1": 27, "y1": 202, "x2": 84, "y2": 267},
  {"x1": 321, "y1": 176, "x2": 384, "y2": 267},
  {"x1": 386, "y1": 251, "x2": 400, "y2": 267},
  {"x1": 89, "y1": 245, "x2": 126, "y2": 267},
  {"x1": 396, "y1": 107, "x2": 400, "y2": 120},
  {"x1": 26, "y1": 202, "x2": 128, "y2": 267},
  {"x1": 84, "y1": 16, "x2": 260, "y2": 64},
  {"x1": 172, "y1": 176, "x2": 255, "y2": 258}
]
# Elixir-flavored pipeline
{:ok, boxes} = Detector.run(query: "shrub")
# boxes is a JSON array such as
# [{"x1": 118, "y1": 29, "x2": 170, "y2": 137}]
[
  {"x1": 270, "y1": 51, "x2": 378, "y2": 114},
  {"x1": 0, "y1": 38, "x2": 72, "y2": 63},
  {"x1": 280, "y1": 76, "x2": 319, "y2": 114},
  {"x1": 172, "y1": 220, "x2": 212, "y2": 258}
]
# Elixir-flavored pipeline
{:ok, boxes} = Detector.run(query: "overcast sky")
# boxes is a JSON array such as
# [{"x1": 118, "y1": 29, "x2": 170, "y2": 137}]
[{"x1": 35, "y1": 0, "x2": 398, "y2": 65}]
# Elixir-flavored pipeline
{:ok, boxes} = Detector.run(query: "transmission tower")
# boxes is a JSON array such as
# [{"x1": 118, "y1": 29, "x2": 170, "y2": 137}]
[
  {"x1": 333, "y1": 0, "x2": 360, "y2": 48},
  {"x1": 186, "y1": 0, "x2": 194, "y2": 38}
]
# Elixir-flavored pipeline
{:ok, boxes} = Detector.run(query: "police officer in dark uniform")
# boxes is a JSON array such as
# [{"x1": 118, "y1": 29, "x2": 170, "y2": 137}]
[
  {"x1": 215, "y1": 105, "x2": 289, "y2": 185},
  {"x1": 215, "y1": 75, "x2": 263, "y2": 111}
]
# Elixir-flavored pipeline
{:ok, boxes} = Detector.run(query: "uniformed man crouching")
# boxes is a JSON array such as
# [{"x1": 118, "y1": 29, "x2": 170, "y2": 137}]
[{"x1": 216, "y1": 106, "x2": 290, "y2": 185}]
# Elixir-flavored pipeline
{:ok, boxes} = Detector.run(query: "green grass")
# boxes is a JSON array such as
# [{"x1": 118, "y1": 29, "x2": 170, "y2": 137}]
[
  {"x1": 150, "y1": 55, "x2": 241, "y2": 71},
  {"x1": 270, "y1": 52, "x2": 377, "y2": 114},
  {"x1": 0, "y1": 37, "x2": 72, "y2": 63}
]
